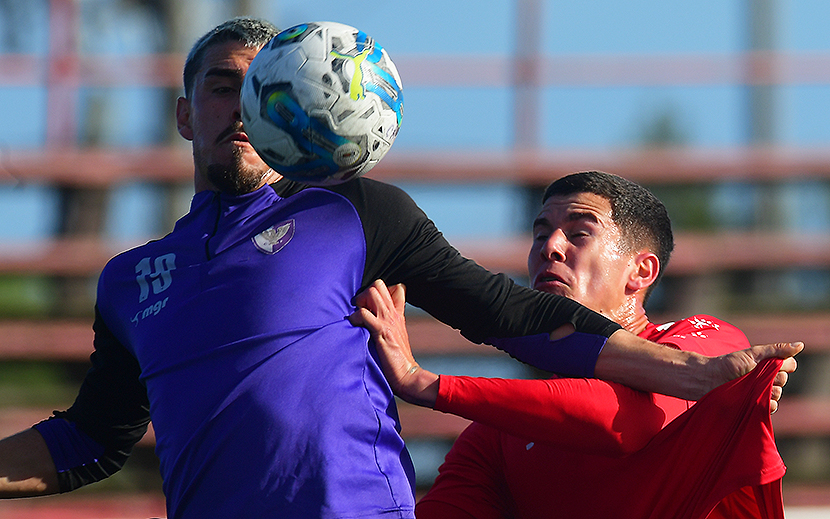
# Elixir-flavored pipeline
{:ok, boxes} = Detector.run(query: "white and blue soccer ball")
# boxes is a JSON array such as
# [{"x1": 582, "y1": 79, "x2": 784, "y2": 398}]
[{"x1": 241, "y1": 21, "x2": 404, "y2": 185}]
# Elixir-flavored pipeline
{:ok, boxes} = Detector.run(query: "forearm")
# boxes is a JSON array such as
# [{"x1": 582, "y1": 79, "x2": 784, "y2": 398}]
[
  {"x1": 392, "y1": 366, "x2": 440, "y2": 408},
  {"x1": 0, "y1": 428, "x2": 59, "y2": 497},
  {"x1": 595, "y1": 329, "x2": 711, "y2": 400}
]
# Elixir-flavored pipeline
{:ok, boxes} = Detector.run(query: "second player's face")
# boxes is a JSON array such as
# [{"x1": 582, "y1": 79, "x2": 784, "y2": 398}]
[
  {"x1": 176, "y1": 40, "x2": 273, "y2": 194},
  {"x1": 527, "y1": 192, "x2": 635, "y2": 319}
]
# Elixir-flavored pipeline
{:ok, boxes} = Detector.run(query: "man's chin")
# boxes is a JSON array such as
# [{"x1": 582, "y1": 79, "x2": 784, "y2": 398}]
[
  {"x1": 203, "y1": 147, "x2": 274, "y2": 194},
  {"x1": 205, "y1": 165, "x2": 269, "y2": 195}
]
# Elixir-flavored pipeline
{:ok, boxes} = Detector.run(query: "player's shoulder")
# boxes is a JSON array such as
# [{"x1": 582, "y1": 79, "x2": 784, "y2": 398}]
[
  {"x1": 273, "y1": 176, "x2": 417, "y2": 208},
  {"x1": 325, "y1": 177, "x2": 426, "y2": 223},
  {"x1": 330, "y1": 176, "x2": 414, "y2": 200},
  {"x1": 646, "y1": 314, "x2": 749, "y2": 354},
  {"x1": 663, "y1": 314, "x2": 738, "y2": 332},
  {"x1": 99, "y1": 235, "x2": 167, "y2": 275}
]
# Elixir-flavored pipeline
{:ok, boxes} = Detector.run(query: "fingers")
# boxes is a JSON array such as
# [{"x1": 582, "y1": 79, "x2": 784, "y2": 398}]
[
  {"x1": 370, "y1": 279, "x2": 393, "y2": 309},
  {"x1": 350, "y1": 280, "x2": 393, "y2": 334},
  {"x1": 768, "y1": 357, "x2": 798, "y2": 415},
  {"x1": 353, "y1": 280, "x2": 392, "y2": 316},
  {"x1": 361, "y1": 280, "x2": 403, "y2": 308},
  {"x1": 712, "y1": 342, "x2": 804, "y2": 401},
  {"x1": 387, "y1": 282, "x2": 407, "y2": 314},
  {"x1": 749, "y1": 342, "x2": 804, "y2": 363},
  {"x1": 768, "y1": 365, "x2": 793, "y2": 415},
  {"x1": 737, "y1": 343, "x2": 802, "y2": 416},
  {"x1": 779, "y1": 356, "x2": 797, "y2": 374},
  {"x1": 350, "y1": 280, "x2": 411, "y2": 354},
  {"x1": 350, "y1": 281, "x2": 433, "y2": 406},
  {"x1": 347, "y1": 307, "x2": 371, "y2": 327},
  {"x1": 773, "y1": 369, "x2": 789, "y2": 388},
  {"x1": 353, "y1": 279, "x2": 385, "y2": 310}
]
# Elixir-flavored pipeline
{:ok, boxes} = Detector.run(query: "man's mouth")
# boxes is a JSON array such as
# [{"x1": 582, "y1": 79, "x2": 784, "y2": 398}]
[
  {"x1": 217, "y1": 125, "x2": 250, "y2": 144},
  {"x1": 534, "y1": 274, "x2": 568, "y2": 291}
]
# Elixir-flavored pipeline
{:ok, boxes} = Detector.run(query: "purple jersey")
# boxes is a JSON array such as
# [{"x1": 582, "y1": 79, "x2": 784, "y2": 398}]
[{"x1": 36, "y1": 178, "x2": 619, "y2": 518}]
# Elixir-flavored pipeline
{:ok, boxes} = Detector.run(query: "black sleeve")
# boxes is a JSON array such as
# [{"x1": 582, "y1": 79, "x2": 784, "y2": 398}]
[
  {"x1": 329, "y1": 178, "x2": 621, "y2": 344},
  {"x1": 51, "y1": 307, "x2": 151, "y2": 491}
]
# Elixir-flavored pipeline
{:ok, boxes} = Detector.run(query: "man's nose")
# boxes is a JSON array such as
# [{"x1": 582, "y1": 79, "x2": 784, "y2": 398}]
[{"x1": 541, "y1": 230, "x2": 567, "y2": 261}]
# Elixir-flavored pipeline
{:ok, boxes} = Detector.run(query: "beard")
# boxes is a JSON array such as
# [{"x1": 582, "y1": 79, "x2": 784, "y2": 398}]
[{"x1": 204, "y1": 145, "x2": 270, "y2": 196}]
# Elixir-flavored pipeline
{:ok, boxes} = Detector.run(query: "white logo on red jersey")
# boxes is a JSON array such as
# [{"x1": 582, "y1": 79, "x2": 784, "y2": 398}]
[
  {"x1": 689, "y1": 316, "x2": 720, "y2": 331},
  {"x1": 665, "y1": 316, "x2": 721, "y2": 341}
]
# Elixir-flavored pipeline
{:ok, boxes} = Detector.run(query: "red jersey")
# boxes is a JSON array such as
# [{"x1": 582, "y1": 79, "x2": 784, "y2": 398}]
[{"x1": 417, "y1": 316, "x2": 786, "y2": 519}]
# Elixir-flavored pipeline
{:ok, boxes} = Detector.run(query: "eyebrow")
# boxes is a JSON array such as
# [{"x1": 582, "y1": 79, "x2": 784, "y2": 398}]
[
  {"x1": 533, "y1": 210, "x2": 600, "y2": 230},
  {"x1": 203, "y1": 67, "x2": 245, "y2": 81},
  {"x1": 566, "y1": 211, "x2": 600, "y2": 224}
]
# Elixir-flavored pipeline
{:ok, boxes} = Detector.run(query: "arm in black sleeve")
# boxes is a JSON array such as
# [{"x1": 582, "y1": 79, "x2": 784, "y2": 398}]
[
  {"x1": 336, "y1": 178, "x2": 621, "y2": 343},
  {"x1": 35, "y1": 307, "x2": 150, "y2": 492}
]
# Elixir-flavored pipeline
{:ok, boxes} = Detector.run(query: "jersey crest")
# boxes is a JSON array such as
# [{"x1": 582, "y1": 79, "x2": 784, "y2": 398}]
[{"x1": 253, "y1": 220, "x2": 295, "y2": 254}]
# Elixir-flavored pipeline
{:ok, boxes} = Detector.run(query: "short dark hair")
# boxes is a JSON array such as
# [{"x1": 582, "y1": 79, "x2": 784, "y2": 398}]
[
  {"x1": 183, "y1": 17, "x2": 280, "y2": 98},
  {"x1": 542, "y1": 171, "x2": 674, "y2": 300}
]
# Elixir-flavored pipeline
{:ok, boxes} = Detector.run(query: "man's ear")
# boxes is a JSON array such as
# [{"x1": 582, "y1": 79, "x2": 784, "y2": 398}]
[
  {"x1": 626, "y1": 251, "x2": 660, "y2": 294},
  {"x1": 176, "y1": 96, "x2": 194, "y2": 141}
]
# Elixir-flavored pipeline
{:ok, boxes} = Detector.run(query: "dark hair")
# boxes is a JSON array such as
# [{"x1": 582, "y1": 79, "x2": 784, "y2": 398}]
[
  {"x1": 183, "y1": 17, "x2": 280, "y2": 98},
  {"x1": 542, "y1": 171, "x2": 674, "y2": 300}
]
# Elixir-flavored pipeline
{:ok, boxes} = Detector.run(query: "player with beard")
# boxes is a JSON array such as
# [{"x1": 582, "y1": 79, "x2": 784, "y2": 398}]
[{"x1": 0, "y1": 19, "x2": 801, "y2": 519}]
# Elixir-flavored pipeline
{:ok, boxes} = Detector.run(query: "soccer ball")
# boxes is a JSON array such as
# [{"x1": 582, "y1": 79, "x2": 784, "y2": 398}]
[{"x1": 241, "y1": 21, "x2": 404, "y2": 186}]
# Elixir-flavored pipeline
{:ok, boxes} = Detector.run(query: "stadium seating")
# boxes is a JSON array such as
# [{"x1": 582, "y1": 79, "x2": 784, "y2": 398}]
[{"x1": 1, "y1": 1, "x2": 829, "y2": 515}]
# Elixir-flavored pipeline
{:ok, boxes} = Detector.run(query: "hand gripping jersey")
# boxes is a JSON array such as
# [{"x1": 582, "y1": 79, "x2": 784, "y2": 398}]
[
  {"x1": 33, "y1": 178, "x2": 619, "y2": 519},
  {"x1": 417, "y1": 317, "x2": 786, "y2": 519}
]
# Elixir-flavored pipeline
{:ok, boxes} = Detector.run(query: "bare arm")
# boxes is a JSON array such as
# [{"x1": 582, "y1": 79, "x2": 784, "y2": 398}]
[
  {"x1": 0, "y1": 428, "x2": 59, "y2": 497},
  {"x1": 595, "y1": 330, "x2": 801, "y2": 401},
  {"x1": 350, "y1": 280, "x2": 439, "y2": 407}
]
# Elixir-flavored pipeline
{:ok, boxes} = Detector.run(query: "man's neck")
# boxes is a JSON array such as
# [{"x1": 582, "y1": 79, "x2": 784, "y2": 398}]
[
  {"x1": 611, "y1": 303, "x2": 650, "y2": 336},
  {"x1": 193, "y1": 168, "x2": 283, "y2": 194}
]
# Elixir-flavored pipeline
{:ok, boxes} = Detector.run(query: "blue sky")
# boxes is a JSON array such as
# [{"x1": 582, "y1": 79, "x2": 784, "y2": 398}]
[{"x1": 1, "y1": 0, "x2": 830, "y2": 241}]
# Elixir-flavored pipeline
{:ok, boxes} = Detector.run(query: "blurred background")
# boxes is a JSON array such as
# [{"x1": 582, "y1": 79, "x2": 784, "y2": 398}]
[{"x1": 0, "y1": 0, "x2": 829, "y2": 517}]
